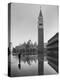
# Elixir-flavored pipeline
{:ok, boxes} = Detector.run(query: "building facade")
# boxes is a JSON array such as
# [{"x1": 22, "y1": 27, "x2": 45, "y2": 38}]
[{"x1": 47, "y1": 33, "x2": 58, "y2": 72}]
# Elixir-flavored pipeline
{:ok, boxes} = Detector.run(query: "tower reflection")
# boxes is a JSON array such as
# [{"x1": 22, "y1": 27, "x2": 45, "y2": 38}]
[{"x1": 38, "y1": 51, "x2": 44, "y2": 75}]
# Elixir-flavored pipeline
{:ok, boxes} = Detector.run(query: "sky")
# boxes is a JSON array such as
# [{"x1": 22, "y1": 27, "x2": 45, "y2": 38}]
[{"x1": 11, "y1": 3, "x2": 59, "y2": 47}]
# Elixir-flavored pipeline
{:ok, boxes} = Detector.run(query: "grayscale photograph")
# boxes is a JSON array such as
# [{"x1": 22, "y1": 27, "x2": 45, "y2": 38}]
[{"x1": 8, "y1": 3, "x2": 59, "y2": 77}]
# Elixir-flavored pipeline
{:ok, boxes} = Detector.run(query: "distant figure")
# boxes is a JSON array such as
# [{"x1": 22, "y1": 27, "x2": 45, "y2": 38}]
[
  {"x1": 8, "y1": 47, "x2": 10, "y2": 56},
  {"x1": 18, "y1": 52, "x2": 21, "y2": 64}
]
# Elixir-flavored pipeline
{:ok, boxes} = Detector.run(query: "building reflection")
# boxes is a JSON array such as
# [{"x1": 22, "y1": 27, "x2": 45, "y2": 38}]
[
  {"x1": 17, "y1": 51, "x2": 44, "y2": 75},
  {"x1": 38, "y1": 52, "x2": 44, "y2": 75}
]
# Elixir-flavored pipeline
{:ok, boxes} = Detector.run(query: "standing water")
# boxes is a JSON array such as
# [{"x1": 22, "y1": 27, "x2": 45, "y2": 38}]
[{"x1": 10, "y1": 53, "x2": 38, "y2": 77}]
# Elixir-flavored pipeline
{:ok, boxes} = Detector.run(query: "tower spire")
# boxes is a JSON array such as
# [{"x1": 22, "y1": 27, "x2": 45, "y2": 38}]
[
  {"x1": 39, "y1": 6, "x2": 43, "y2": 17},
  {"x1": 38, "y1": 6, "x2": 43, "y2": 27}
]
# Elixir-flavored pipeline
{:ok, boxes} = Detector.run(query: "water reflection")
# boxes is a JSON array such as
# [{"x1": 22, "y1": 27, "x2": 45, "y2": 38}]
[
  {"x1": 11, "y1": 53, "x2": 38, "y2": 76},
  {"x1": 18, "y1": 63, "x2": 21, "y2": 70},
  {"x1": 10, "y1": 51, "x2": 44, "y2": 76},
  {"x1": 38, "y1": 56, "x2": 44, "y2": 75},
  {"x1": 38, "y1": 49, "x2": 44, "y2": 75},
  {"x1": 18, "y1": 54, "x2": 38, "y2": 65}
]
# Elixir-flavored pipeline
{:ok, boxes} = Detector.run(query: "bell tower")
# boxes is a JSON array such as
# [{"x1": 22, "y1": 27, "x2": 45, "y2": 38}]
[
  {"x1": 38, "y1": 7, "x2": 44, "y2": 55},
  {"x1": 38, "y1": 7, "x2": 44, "y2": 75}
]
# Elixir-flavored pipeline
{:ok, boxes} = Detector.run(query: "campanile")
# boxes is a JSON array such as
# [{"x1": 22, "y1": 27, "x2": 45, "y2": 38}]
[{"x1": 38, "y1": 7, "x2": 44, "y2": 75}]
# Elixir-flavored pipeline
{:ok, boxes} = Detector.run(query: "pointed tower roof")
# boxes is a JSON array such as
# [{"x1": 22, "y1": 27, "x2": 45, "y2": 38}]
[{"x1": 39, "y1": 6, "x2": 43, "y2": 17}]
